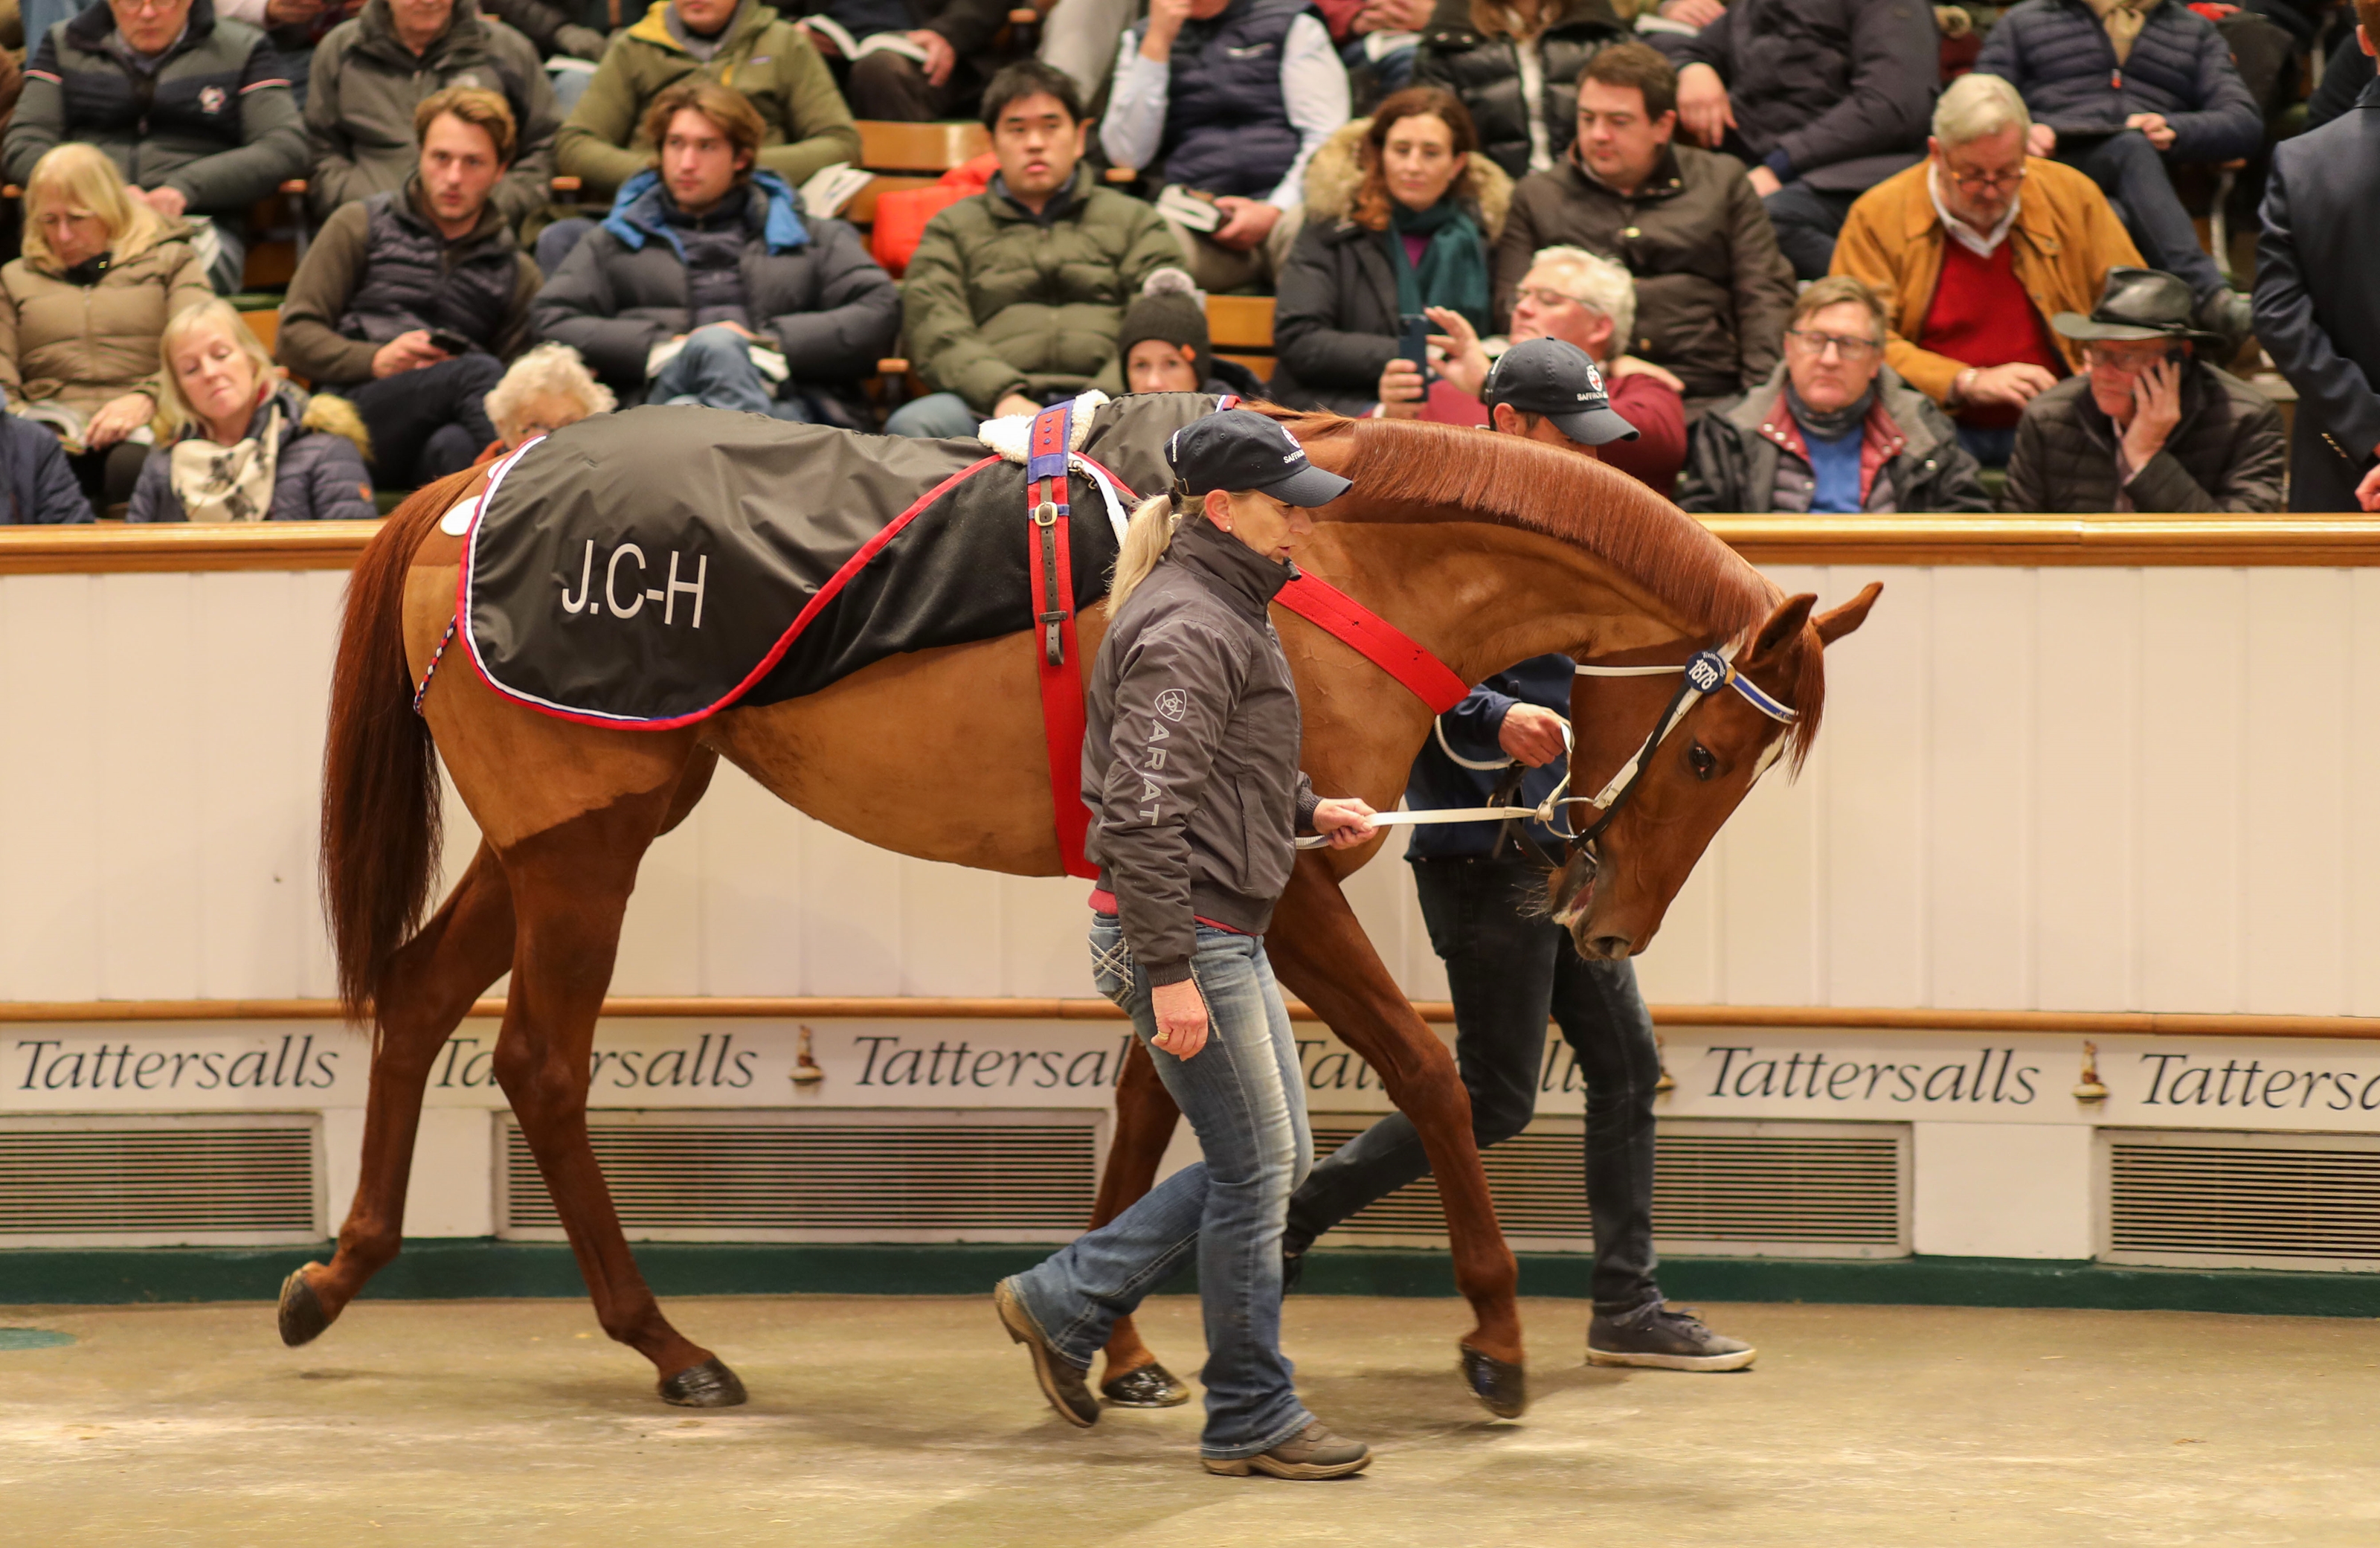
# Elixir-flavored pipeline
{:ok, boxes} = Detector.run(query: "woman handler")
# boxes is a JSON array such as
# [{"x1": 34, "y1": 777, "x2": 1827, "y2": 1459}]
[{"x1": 996, "y1": 409, "x2": 1380, "y2": 1480}]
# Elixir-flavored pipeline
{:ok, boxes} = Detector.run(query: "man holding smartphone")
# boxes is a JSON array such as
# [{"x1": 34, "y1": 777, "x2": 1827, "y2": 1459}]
[{"x1": 277, "y1": 86, "x2": 542, "y2": 487}]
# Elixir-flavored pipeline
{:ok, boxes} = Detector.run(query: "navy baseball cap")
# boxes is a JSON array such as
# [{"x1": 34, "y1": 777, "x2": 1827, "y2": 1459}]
[
  {"x1": 1483, "y1": 338, "x2": 1639, "y2": 447},
  {"x1": 1165, "y1": 408, "x2": 1353, "y2": 507}
]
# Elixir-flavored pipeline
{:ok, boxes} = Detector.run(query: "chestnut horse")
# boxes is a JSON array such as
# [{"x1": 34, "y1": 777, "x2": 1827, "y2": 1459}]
[{"x1": 288, "y1": 406, "x2": 1877, "y2": 1417}]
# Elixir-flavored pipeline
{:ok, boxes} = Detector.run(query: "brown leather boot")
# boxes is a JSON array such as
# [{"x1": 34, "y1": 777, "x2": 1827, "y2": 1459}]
[{"x1": 1202, "y1": 1422, "x2": 1372, "y2": 1479}]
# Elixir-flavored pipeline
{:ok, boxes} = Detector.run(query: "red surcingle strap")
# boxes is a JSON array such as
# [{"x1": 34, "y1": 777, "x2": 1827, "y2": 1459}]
[
  {"x1": 1276, "y1": 574, "x2": 1469, "y2": 715},
  {"x1": 1027, "y1": 403, "x2": 1098, "y2": 879}
]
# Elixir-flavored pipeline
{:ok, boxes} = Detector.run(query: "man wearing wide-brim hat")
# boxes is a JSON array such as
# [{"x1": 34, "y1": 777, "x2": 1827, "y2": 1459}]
[{"x1": 2001, "y1": 266, "x2": 2285, "y2": 514}]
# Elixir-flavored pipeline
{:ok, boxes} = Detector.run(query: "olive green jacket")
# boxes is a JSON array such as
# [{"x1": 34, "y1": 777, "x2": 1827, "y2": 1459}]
[
  {"x1": 554, "y1": 0, "x2": 859, "y2": 199},
  {"x1": 900, "y1": 169, "x2": 1183, "y2": 413}
]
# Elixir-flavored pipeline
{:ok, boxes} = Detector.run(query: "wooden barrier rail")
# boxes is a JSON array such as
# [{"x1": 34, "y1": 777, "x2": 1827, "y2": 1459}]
[
  {"x1": 5, "y1": 998, "x2": 2379, "y2": 1040},
  {"x1": 10, "y1": 515, "x2": 2380, "y2": 576}
]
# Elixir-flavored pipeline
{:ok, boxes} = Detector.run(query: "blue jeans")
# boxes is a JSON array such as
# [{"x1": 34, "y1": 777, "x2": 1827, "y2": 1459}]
[
  {"x1": 1285, "y1": 858, "x2": 1665, "y2": 1316},
  {"x1": 1010, "y1": 917, "x2": 1314, "y2": 1459},
  {"x1": 2059, "y1": 131, "x2": 2229, "y2": 307},
  {"x1": 535, "y1": 216, "x2": 597, "y2": 277},
  {"x1": 652, "y1": 325, "x2": 811, "y2": 418},
  {"x1": 884, "y1": 390, "x2": 985, "y2": 439},
  {"x1": 1956, "y1": 422, "x2": 2019, "y2": 469}
]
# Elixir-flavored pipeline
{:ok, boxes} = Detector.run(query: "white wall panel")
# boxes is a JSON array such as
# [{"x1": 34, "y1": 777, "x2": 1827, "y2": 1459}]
[{"x1": 12, "y1": 564, "x2": 2380, "y2": 1018}]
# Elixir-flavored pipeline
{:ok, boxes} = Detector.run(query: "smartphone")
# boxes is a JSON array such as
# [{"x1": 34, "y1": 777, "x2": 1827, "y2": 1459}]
[
  {"x1": 426, "y1": 329, "x2": 475, "y2": 356},
  {"x1": 1397, "y1": 313, "x2": 1434, "y2": 385}
]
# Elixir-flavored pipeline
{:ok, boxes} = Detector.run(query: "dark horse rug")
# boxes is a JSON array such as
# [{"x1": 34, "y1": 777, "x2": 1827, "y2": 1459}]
[{"x1": 457, "y1": 394, "x2": 1218, "y2": 726}]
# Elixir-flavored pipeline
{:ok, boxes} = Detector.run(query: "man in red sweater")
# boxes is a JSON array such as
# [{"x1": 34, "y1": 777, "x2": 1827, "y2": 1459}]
[{"x1": 1375, "y1": 245, "x2": 1689, "y2": 495}]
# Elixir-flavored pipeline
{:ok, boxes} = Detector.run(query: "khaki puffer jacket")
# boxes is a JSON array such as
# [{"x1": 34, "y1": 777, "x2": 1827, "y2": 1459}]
[
  {"x1": 554, "y1": 0, "x2": 859, "y2": 200},
  {"x1": 0, "y1": 221, "x2": 213, "y2": 422},
  {"x1": 899, "y1": 166, "x2": 1183, "y2": 414}
]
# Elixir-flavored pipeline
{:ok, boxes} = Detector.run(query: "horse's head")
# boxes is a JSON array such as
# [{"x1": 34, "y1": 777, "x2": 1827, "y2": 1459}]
[{"x1": 1548, "y1": 582, "x2": 1882, "y2": 960}]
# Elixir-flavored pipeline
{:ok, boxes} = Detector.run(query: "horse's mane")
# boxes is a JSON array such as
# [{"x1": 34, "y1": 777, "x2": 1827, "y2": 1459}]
[{"x1": 1281, "y1": 411, "x2": 1825, "y2": 767}]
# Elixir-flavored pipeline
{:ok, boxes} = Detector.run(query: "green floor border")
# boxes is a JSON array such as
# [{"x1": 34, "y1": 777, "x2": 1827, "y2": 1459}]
[{"x1": 2, "y1": 1241, "x2": 2375, "y2": 1318}]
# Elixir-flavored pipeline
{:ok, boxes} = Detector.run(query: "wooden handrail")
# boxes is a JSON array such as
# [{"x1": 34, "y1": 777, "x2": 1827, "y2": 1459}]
[
  {"x1": 12, "y1": 515, "x2": 2380, "y2": 575},
  {"x1": 4, "y1": 997, "x2": 2380, "y2": 1041}
]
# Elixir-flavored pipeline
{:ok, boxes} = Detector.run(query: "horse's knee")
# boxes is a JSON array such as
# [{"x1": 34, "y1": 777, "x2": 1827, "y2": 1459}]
[{"x1": 492, "y1": 1037, "x2": 579, "y2": 1115}]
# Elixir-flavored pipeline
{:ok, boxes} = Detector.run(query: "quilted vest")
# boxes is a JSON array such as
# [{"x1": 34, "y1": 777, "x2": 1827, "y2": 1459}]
[
  {"x1": 1160, "y1": 0, "x2": 1313, "y2": 199},
  {"x1": 336, "y1": 190, "x2": 521, "y2": 347}
]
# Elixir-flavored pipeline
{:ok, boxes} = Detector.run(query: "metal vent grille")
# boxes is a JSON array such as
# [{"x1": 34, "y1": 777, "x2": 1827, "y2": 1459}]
[
  {"x1": 0, "y1": 1115, "x2": 321, "y2": 1247},
  {"x1": 1313, "y1": 1116, "x2": 1908, "y2": 1259},
  {"x1": 2103, "y1": 1130, "x2": 2380, "y2": 1271},
  {"x1": 499, "y1": 1109, "x2": 1102, "y2": 1243}
]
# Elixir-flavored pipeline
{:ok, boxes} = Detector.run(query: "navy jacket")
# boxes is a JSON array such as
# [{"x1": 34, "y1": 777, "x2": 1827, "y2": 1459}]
[
  {"x1": 2253, "y1": 77, "x2": 2380, "y2": 513},
  {"x1": 1975, "y1": 0, "x2": 2260, "y2": 164},
  {"x1": 1669, "y1": 0, "x2": 1937, "y2": 193},
  {"x1": 1406, "y1": 654, "x2": 1570, "y2": 861},
  {"x1": 0, "y1": 413, "x2": 94, "y2": 524}
]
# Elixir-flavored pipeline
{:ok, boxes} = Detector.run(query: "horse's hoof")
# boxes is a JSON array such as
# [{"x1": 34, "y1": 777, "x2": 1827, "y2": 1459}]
[
  {"x1": 1101, "y1": 1362, "x2": 1191, "y2": 1408},
  {"x1": 1460, "y1": 1346, "x2": 1527, "y2": 1419},
  {"x1": 658, "y1": 1357, "x2": 747, "y2": 1407},
  {"x1": 277, "y1": 1264, "x2": 332, "y2": 1348}
]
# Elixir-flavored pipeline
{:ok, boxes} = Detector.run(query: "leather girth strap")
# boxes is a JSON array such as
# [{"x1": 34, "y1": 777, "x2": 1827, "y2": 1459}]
[
  {"x1": 1027, "y1": 402, "x2": 1098, "y2": 879},
  {"x1": 1276, "y1": 573, "x2": 1469, "y2": 715}
]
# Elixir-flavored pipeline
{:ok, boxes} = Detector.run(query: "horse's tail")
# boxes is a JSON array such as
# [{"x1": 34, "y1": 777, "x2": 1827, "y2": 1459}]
[{"x1": 321, "y1": 469, "x2": 478, "y2": 1023}]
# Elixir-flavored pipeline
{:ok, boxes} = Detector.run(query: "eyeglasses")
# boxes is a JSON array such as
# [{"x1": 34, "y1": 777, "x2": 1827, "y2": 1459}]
[
  {"x1": 1512, "y1": 285, "x2": 1583, "y2": 311},
  {"x1": 1945, "y1": 164, "x2": 2026, "y2": 194},
  {"x1": 1785, "y1": 328, "x2": 1881, "y2": 361}
]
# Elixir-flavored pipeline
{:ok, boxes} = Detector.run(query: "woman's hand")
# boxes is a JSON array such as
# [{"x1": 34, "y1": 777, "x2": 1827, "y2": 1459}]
[
  {"x1": 1150, "y1": 977, "x2": 1209, "y2": 1059},
  {"x1": 83, "y1": 392, "x2": 156, "y2": 449},
  {"x1": 1376, "y1": 356, "x2": 1427, "y2": 418},
  {"x1": 1424, "y1": 304, "x2": 1489, "y2": 396},
  {"x1": 1310, "y1": 796, "x2": 1380, "y2": 850}
]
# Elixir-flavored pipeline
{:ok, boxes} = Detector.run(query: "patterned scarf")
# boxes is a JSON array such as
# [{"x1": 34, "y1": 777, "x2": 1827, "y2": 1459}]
[
  {"x1": 168, "y1": 404, "x2": 283, "y2": 523},
  {"x1": 2084, "y1": 0, "x2": 2153, "y2": 65}
]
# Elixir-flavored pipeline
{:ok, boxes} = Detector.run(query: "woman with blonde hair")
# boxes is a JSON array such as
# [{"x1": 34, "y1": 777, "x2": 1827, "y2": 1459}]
[
  {"x1": 480, "y1": 342, "x2": 617, "y2": 460},
  {"x1": 0, "y1": 144, "x2": 213, "y2": 514},
  {"x1": 128, "y1": 301, "x2": 376, "y2": 524}
]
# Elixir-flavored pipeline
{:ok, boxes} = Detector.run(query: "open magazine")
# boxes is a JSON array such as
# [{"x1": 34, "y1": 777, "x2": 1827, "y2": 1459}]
[
  {"x1": 799, "y1": 16, "x2": 931, "y2": 62},
  {"x1": 799, "y1": 161, "x2": 875, "y2": 220},
  {"x1": 1154, "y1": 184, "x2": 1223, "y2": 233},
  {"x1": 15, "y1": 401, "x2": 89, "y2": 455}
]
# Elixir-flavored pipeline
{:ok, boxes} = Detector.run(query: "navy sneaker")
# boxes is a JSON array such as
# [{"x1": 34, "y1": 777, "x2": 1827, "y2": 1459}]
[{"x1": 1586, "y1": 1303, "x2": 1756, "y2": 1372}]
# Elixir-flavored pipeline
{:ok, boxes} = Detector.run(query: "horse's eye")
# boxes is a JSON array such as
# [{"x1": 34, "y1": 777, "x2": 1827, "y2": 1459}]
[{"x1": 1688, "y1": 742, "x2": 1717, "y2": 781}]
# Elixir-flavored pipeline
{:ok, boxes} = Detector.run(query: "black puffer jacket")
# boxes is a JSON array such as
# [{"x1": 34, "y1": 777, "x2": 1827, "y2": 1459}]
[
  {"x1": 1999, "y1": 363, "x2": 2283, "y2": 513},
  {"x1": 1269, "y1": 122, "x2": 1512, "y2": 415},
  {"x1": 1676, "y1": 363, "x2": 1990, "y2": 513},
  {"x1": 1411, "y1": 0, "x2": 1626, "y2": 179},
  {"x1": 1084, "y1": 510, "x2": 1320, "y2": 986},
  {"x1": 1975, "y1": 0, "x2": 2260, "y2": 164},
  {"x1": 1669, "y1": 0, "x2": 1937, "y2": 193},
  {"x1": 532, "y1": 170, "x2": 899, "y2": 419}
]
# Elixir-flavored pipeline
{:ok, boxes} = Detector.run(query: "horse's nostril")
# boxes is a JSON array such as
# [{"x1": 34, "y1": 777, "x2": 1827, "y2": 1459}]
[{"x1": 1587, "y1": 934, "x2": 1633, "y2": 960}]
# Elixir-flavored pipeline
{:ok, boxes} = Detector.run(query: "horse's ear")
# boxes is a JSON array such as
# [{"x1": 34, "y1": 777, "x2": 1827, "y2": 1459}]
[
  {"x1": 1746, "y1": 592, "x2": 1817, "y2": 667},
  {"x1": 1815, "y1": 581, "x2": 1884, "y2": 646}
]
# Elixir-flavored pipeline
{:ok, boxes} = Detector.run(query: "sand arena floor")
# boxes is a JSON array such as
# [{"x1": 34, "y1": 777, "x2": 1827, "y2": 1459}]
[{"x1": 1, "y1": 1293, "x2": 2376, "y2": 1546}]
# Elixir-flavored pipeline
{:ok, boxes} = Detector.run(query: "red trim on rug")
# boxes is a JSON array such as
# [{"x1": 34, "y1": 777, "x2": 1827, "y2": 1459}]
[
  {"x1": 1276, "y1": 574, "x2": 1469, "y2": 714},
  {"x1": 459, "y1": 455, "x2": 1003, "y2": 730}
]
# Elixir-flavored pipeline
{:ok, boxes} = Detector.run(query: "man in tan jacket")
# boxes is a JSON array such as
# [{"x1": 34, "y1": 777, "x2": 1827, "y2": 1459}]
[{"x1": 1830, "y1": 70, "x2": 2141, "y2": 467}]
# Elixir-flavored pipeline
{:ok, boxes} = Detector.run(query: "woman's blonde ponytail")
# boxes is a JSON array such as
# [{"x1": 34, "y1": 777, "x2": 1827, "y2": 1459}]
[{"x1": 1106, "y1": 491, "x2": 1186, "y2": 613}]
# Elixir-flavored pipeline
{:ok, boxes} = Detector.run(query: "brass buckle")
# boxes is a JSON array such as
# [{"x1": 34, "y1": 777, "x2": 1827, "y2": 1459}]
[{"x1": 1032, "y1": 499, "x2": 1058, "y2": 528}]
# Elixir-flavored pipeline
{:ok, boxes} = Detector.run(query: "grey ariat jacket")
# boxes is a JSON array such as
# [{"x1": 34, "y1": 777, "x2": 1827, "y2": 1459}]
[{"x1": 1084, "y1": 512, "x2": 1320, "y2": 986}]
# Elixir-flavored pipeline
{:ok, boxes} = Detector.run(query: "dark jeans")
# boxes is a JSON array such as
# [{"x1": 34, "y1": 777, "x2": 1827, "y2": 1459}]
[
  {"x1": 535, "y1": 216, "x2": 598, "y2": 278},
  {"x1": 1955, "y1": 422, "x2": 2019, "y2": 469},
  {"x1": 348, "y1": 353, "x2": 501, "y2": 487},
  {"x1": 834, "y1": 51, "x2": 978, "y2": 121},
  {"x1": 1283, "y1": 856, "x2": 1665, "y2": 1316},
  {"x1": 65, "y1": 439, "x2": 151, "y2": 515},
  {"x1": 2058, "y1": 132, "x2": 2228, "y2": 307},
  {"x1": 1763, "y1": 182, "x2": 1862, "y2": 282}
]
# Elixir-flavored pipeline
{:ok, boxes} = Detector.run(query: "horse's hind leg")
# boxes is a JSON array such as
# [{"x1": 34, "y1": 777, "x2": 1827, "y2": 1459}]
[
  {"x1": 495, "y1": 789, "x2": 742, "y2": 1406},
  {"x1": 1090, "y1": 1039, "x2": 1186, "y2": 1398},
  {"x1": 280, "y1": 842, "x2": 518, "y2": 1346}
]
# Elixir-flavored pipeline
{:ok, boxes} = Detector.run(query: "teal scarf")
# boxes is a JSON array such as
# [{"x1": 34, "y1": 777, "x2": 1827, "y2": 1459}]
[{"x1": 1384, "y1": 199, "x2": 1490, "y2": 332}]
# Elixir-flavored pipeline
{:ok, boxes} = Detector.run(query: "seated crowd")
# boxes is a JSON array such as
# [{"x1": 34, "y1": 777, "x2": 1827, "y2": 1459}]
[{"x1": 0, "y1": 0, "x2": 2374, "y2": 525}]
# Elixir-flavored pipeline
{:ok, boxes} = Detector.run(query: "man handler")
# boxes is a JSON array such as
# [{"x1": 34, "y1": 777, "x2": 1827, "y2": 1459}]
[{"x1": 1281, "y1": 338, "x2": 1757, "y2": 1372}]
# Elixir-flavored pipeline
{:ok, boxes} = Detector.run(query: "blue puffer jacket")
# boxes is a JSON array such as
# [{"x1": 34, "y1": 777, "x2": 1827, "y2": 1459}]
[{"x1": 1975, "y1": 0, "x2": 2261, "y2": 164}]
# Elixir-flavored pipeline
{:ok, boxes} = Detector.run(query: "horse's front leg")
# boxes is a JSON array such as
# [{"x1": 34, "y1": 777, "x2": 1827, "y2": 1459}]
[{"x1": 1266, "y1": 852, "x2": 1527, "y2": 1418}]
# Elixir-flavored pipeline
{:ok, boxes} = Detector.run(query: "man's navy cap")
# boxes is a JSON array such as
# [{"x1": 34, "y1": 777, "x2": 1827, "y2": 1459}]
[
  {"x1": 1483, "y1": 338, "x2": 1639, "y2": 447},
  {"x1": 1165, "y1": 408, "x2": 1353, "y2": 507}
]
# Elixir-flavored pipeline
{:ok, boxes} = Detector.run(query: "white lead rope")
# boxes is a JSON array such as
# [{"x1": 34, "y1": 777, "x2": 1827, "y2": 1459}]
[{"x1": 1293, "y1": 644, "x2": 1798, "y2": 849}]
